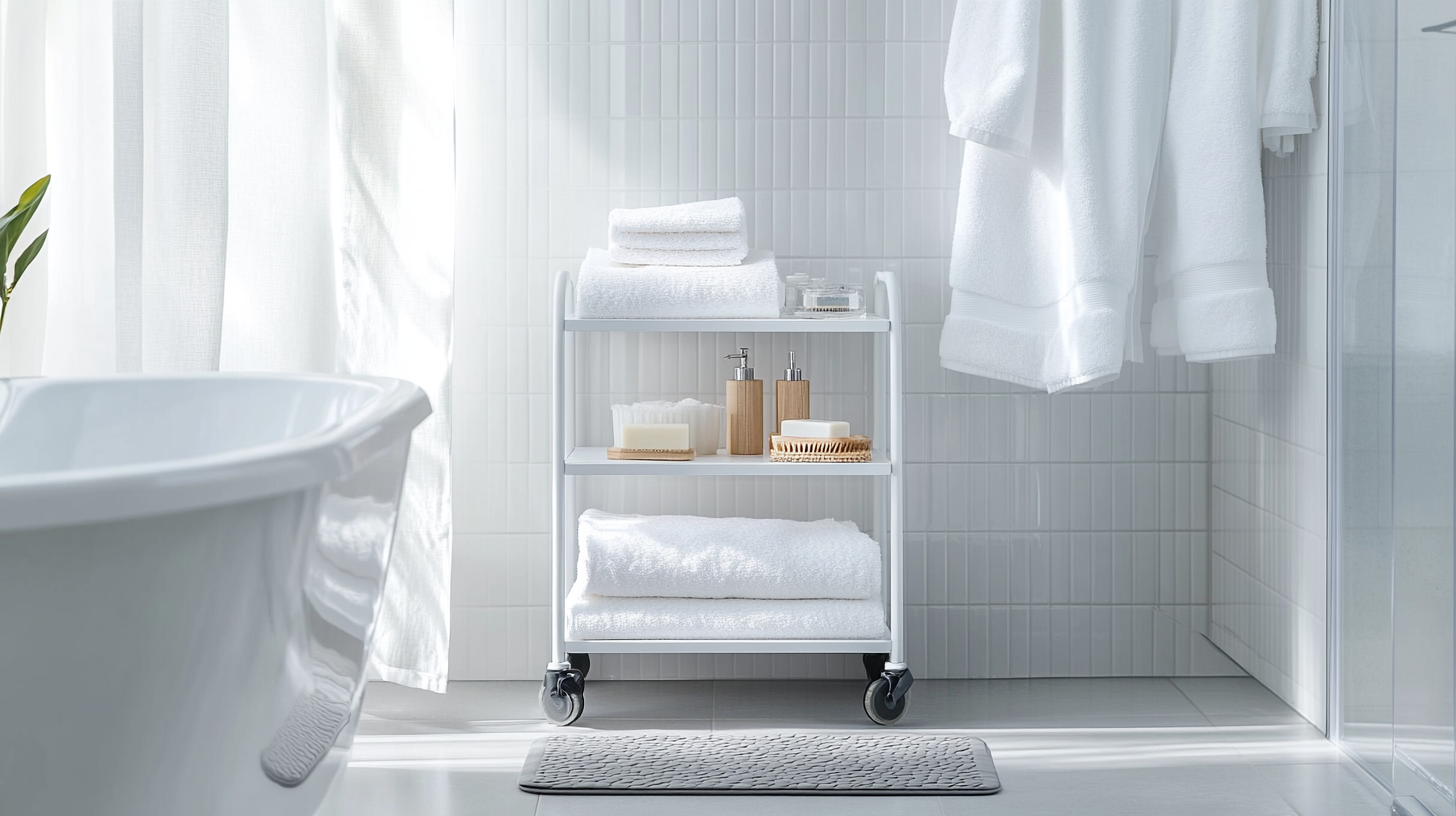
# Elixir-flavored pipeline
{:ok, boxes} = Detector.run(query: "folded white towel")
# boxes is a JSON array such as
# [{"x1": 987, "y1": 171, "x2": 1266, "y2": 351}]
[
  {"x1": 575, "y1": 248, "x2": 780, "y2": 319},
  {"x1": 575, "y1": 510, "x2": 881, "y2": 600},
  {"x1": 939, "y1": 0, "x2": 1171, "y2": 393},
  {"x1": 566, "y1": 588, "x2": 887, "y2": 640},
  {"x1": 607, "y1": 244, "x2": 750, "y2": 267},
  {"x1": 609, "y1": 197, "x2": 745, "y2": 234},
  {"x1": 1146, "y1": 0, "x2": 1278, "y2": 362},
  {"x1": 609, "y1": 223, "x2": 747, "y2": 253}
]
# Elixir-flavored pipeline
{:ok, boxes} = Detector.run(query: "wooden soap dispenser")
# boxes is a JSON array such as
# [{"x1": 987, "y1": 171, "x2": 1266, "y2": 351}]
[
  {"x1": 724, "y1": 347, "x2": 763, "y2": 455},
  {"x1": 775, "y1": 351, "x2": 810, "y2": 436}
]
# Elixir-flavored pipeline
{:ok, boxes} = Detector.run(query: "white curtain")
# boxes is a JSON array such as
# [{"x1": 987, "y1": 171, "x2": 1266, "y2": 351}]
[{"x1": 2, "y1": 0, "x2": 455, "y2": 692}]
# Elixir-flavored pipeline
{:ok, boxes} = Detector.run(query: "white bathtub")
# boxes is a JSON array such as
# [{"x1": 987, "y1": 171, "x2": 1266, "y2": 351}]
[{"x1": 0, "y1": 374, "x2": 430, "y2": 816}]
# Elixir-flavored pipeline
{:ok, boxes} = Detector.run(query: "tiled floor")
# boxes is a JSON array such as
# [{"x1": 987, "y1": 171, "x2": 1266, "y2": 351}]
[{"x1": 318, "y1": 677, "x2": 1390, "y2": 816}]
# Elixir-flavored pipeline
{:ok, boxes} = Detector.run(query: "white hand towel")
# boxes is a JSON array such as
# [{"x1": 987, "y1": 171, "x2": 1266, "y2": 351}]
[
  {"x1": 566, "y1": 588, "x2": 887, "y2": 641},
  {"x1": 574, "y1": 248, "x2": 780, "y2": 319},
  {"x1": 1258, "y1": 0, "x2": 1319, "y2": 156},
  {"x1": 609, "y1": 197, "x2": 745, "y2": 234},
  {"x1": 939, "y1": 0, "x2": 1171, "y2": 393},
  {"x1": 607, "y1": 244, "x2": 751, "y2": 267},
  {"x1": 1146, "y1": 0, "x2": 1278, "y2": 363},
  {"x1": 575, "y1": 510, "x2": 881, "y2": 600}
]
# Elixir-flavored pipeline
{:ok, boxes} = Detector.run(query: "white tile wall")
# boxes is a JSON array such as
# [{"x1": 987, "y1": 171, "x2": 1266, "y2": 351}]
[
  {"x1": 453, "y1": 0, "x2": 1235, "y2": 681},
  {"x1": 1209, "y1": 12, "x2": 1330, "y2": 729}
]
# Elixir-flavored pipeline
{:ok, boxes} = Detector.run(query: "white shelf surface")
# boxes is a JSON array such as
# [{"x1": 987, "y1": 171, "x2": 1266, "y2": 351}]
[
  {"x1": 564, "y1": 447, "x2": 892, "y2": 475},
  {"x1": 564, "y1": 316, "x2": 889, "y2": 333},
  {"x1": 562, "y1": 635, "x2": 893, "y2": 654}
]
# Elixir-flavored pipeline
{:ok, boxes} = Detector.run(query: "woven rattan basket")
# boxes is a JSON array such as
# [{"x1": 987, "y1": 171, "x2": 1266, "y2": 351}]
[{"x1": 769, "y1": 434, "x2": 872, "y2": 463}]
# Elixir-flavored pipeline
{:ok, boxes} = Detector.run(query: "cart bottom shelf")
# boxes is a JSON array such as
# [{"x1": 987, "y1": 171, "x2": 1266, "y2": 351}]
[{"x1": 560, "y1": 634, "x2": 892, "y2": 654}]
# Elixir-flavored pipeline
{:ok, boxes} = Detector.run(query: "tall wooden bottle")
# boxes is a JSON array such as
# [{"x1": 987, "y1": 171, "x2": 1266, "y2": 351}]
[
  {"x1": 724, "y1": 347, "x2": 764, "y2": 455},
  {"x1": 774, "y1": 350, "x2": 810, "y2": 435}
]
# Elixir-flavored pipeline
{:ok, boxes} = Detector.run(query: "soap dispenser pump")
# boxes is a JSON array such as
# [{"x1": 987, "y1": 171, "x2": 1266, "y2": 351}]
[
  {"x1": 724, "y1": 347, "x2": 764, "y2": 455},
  {"x1": 775, "y1": 351, "x2": 810, "y2": 436}
]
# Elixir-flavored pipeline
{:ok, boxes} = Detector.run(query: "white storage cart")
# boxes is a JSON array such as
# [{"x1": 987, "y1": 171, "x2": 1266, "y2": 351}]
[{"x1": 544, "y1": 269, "x2": 910, "y2": 726}]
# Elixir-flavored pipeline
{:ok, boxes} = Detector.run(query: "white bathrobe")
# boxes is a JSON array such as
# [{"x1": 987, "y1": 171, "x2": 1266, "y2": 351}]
[
  {"x1": 939, "y1": 0, "x2": 1172, "y2": 393},
  {"x1": 941, "y1": 0, "x2": 1317, "y2": 380}
]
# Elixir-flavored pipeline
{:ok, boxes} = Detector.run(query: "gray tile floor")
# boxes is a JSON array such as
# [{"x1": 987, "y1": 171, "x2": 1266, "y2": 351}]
[{"x1": 317, "y1": 677, "x2": 1390, "y2": 816}]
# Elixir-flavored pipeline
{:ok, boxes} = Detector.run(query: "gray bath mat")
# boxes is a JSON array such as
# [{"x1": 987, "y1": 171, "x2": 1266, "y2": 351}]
[{"x1": 519, "y1": 733, "x2": 1000, "y2": 795}]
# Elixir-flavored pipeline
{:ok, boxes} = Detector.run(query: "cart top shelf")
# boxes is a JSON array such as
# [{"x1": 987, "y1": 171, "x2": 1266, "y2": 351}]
[{"x1": 564, "y1": 316, "x2": 890, "y2": 333}]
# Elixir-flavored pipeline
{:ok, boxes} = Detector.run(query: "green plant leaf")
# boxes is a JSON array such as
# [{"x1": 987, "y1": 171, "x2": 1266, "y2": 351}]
[
  {"x1": 16, "y1": 175, "x2": 49, "y2": 209},
  {"x1": 0, "y1": 175, "x2": 48, "y2": 265},
  {"x1": 12, "y1": 229, "x2": 47, "y2": 289},
  {"x1": 0, "y1": 210, "x2": 28, "y2": 266}
]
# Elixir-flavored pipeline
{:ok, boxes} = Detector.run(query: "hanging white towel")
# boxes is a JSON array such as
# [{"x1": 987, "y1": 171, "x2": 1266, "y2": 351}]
[
  {"x1": 1258, "y1": 0, "x2": 1320, "y2": 156},
  {"x1": 574, "y1": 510, "x2": 882, "y2": 601},
  {"x1": 1147, "y1": 0, "x2": 1279, "y2": 362},
  {"x1": 566, "y1": 588, "x2": 887, "y2": 641},
  {"x1": 939, "y1": 0, "x2": 1172, "y2": 393}
]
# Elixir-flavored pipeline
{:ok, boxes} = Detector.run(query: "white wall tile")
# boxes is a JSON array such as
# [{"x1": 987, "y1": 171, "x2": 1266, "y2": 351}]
[{"x1": 1208, "y1": 1, "x2": 1330, "y2": 729}]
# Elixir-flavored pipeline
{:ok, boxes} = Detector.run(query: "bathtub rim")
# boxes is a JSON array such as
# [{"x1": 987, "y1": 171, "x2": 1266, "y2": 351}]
[{"x1": 0, "y1": 373, "x2": 431, "y2": 533}]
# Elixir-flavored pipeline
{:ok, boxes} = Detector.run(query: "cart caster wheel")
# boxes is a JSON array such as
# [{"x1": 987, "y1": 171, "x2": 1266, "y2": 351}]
[
  {"x1": 540, "y1": 685, "x2": 584, "y2": 726},
  {"x1": 862, "y1": 653, "x2": 889, "y2": 681},
  {"x1": 864, "y1": 676, "x2": 911, "y2": 726},
  {"x1": 567, "y1": 652, "x2": 591, "y2": 681}
]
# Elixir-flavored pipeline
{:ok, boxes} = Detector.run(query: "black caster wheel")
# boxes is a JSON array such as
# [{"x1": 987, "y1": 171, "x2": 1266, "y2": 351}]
[
  {"x1": 864, "y1": 676, "x2": 910, "y2": 725},
  {"x1": 540, "y1": 685, "x2": 584, "y2": 726},
  {"x1": 567, "y1": 652, "x2": 591, "y2": 681},
  {"x1": 862, "y1": 653, "x2": 889, "y2": 681}
]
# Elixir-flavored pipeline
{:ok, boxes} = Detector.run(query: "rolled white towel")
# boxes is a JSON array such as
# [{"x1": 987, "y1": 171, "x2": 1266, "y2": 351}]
[
  {"x1": 576, "y1": 509, "x2": 881, "y2": 600},
  {"x1": 566, "y1": 588, "x2": 887, "y2": 641},
  {"x1": 608, "y1": 196, "x2": 745, "y2": 234},
  {"x1": 575, "y1": 248, "x2": 780, "y2": 319}
]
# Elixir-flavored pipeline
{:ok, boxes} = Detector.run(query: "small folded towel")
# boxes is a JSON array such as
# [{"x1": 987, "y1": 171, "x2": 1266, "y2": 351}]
[
  {"x1": 608, "y1": 197, "x2": 751, "y2": 265},
  {"x1": 575, "y1": 510, "x2": 881, "y2": 600},
  {"x1": 608, "y1": 197, "x2": 745, "y2": 234},
  {"x1": 566, "y1": 588, "x2": 887, "y2": 641},
  {"x1": 575, "y1": 248, "x2": 780, "y2": 319},
  {"x1": 608, "y1": 223, "x2": 748, "y2": 252}
]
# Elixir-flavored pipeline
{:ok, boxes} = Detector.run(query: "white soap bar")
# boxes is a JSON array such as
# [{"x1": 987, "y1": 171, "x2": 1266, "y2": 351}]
[
  {"x1": 620, "y1": 423, "x2": 690, "y2": 450},
  {"x1": 780, "y1": 419, "x2": 850, "y2": 438}
]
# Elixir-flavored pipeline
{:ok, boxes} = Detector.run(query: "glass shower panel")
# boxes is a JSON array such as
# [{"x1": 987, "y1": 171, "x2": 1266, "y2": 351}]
[
  {"x1": 1390, "y1": 2, "x2": 1456, "y2": 811},
  {"x1": 1336, "y1": 0, "x2": 1397, "y2": 784}
]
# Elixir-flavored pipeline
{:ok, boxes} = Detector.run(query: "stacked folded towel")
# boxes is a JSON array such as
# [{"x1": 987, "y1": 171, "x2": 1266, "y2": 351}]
[
  {"x1": 575, "y1": 248, "x2": 780, "y2": 320},
  {"x1": 579, "y1": 197, "x2": 779, "y2": 320},
  {"x1": 566, "y1": 510, "x2": 886, "y2": 640},
  {"x1": 608, "y1": 197, "x2": 749, "y2": 266}
]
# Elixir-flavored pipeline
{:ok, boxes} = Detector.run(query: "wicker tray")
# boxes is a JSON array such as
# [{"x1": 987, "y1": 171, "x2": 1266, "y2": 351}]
[{"x1": 769, "y1": 434, "x2": 872, "y2": 463}]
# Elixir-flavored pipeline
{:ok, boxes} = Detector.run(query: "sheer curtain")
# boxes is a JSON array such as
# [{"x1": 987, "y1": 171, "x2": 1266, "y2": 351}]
[{"x1": 2, "y1": 0, "x2": 454, "y2": 692}]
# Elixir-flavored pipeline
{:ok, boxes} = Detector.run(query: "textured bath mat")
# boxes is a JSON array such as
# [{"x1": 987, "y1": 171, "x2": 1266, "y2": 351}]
[{"x1": 518, "y1": 733, "x2": 1000, "y2": 795}]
